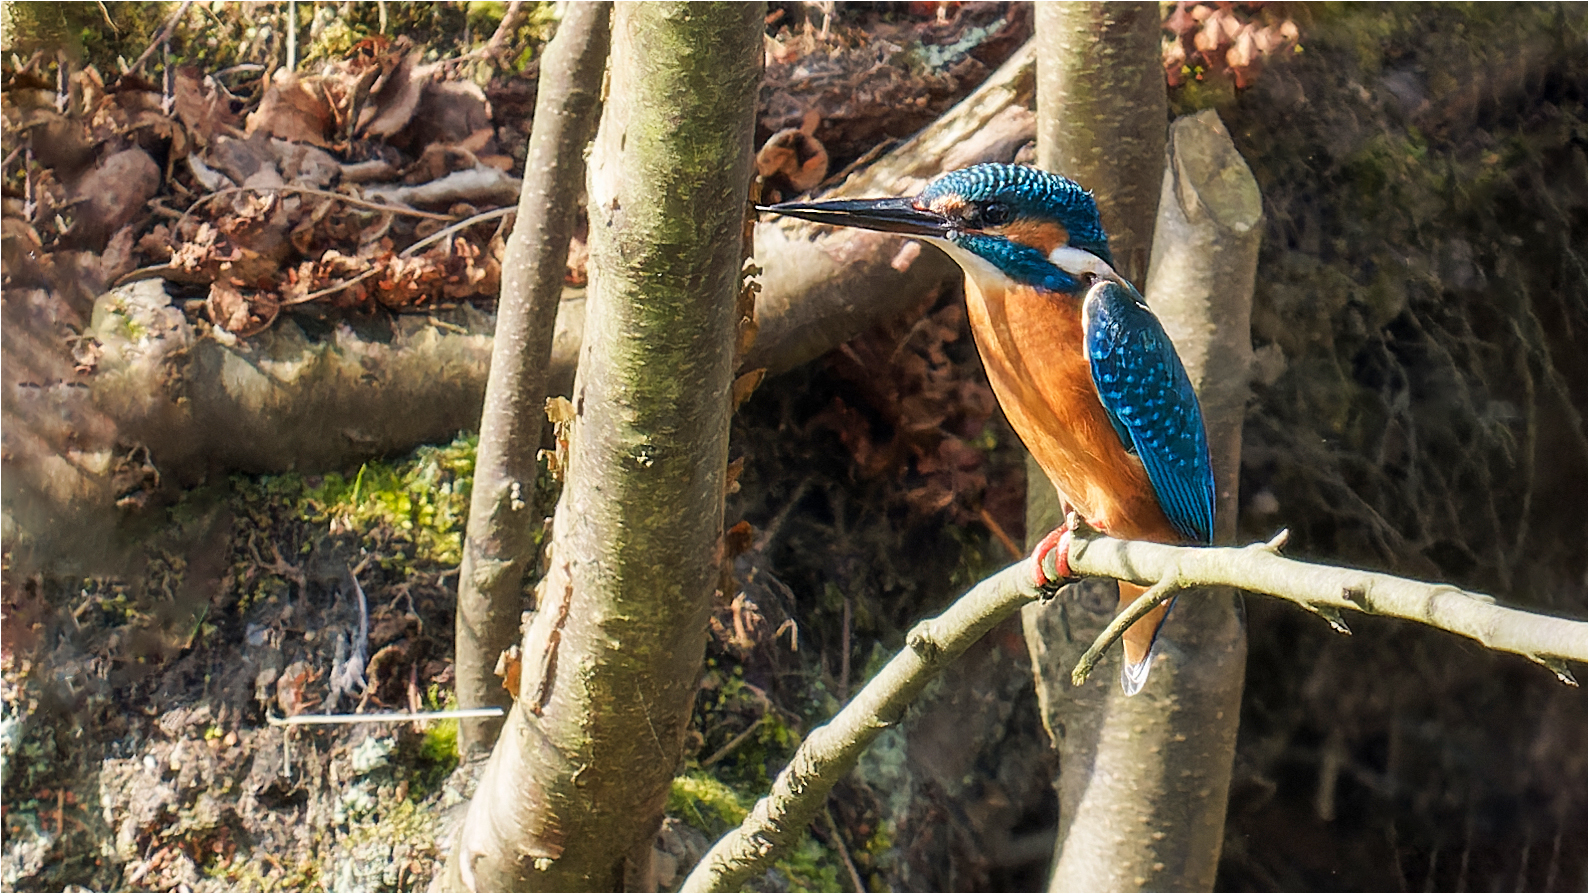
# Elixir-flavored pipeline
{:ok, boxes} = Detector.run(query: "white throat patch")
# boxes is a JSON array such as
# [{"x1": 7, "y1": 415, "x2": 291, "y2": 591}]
[
  {"x1": 1048, "y1": 245, "x2": 1120, "y2": 283},
  {"x1": 920, "y1": 236, "x2": 1123, "y2": 295}
]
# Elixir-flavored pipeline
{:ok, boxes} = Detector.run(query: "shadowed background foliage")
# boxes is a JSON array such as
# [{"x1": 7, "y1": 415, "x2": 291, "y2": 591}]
[{"x1": 1198, "y1": 5, "x2": 1586, "y2": 889}]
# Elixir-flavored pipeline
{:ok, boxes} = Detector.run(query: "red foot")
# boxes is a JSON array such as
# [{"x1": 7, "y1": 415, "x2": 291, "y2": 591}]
[{"x1": 1031, "y1": 523, "x2": 1076, "y2": 589}]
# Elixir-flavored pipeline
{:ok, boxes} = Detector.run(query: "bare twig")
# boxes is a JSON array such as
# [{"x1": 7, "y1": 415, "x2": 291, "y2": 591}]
[
  {"x1": 361, "y1": 166, "x2": 522, "y2": 209},
  {"x1": 702, "y1": 713, "x2": 767, "y2": 767},
  {"x1": 822, "y1": 806, "x2": 865, "y2": 893},
  {"x1": 127, "y1": 1, "x2": 193, "y2": 75},
  {"x1": 443, "y1": 0, "x2": 526, "y2": 67},
  {"x1": 484, "y1": 1, "x2": 526, "y2": 56},
  {"x1": 284, "y1": 266, "x2": 381, "y2": 306},
  {"x1": 752, "y1": 475, "x2": 814, "y2": 553},
  {"x1": 285, "y1": 0, "x2": 298, "y2": 72},
  {"x1": 449, "y1": 0, "x2": 610, "y2": 762},
  {"x1": 398, "y1": 206, "x2": 515, "y2": 258},
  {"x1": 1068, "y1": 575, "x2": 1179, "y2": 686},
  {"x1": 280, "y1": 206, "x2": 506, "y2": 307},
  {"x1": 838, "y1": 591, "x2": 854, "y2": 701},
  {"x1": 978, "y1": 505, "x2": 1023, "y2": 561},
  {"x1": 682, "y1": 560, "x2": 1041, "y2": 892},
  {"x1": 325, "y1": 565, "x2": 371, "y2": 711},
  {"x1": 266, "y1": 707, "x2": 504, "y2": 727},
  {"x1": 175, "y1": 186, "x2": 457, "y2": 234}
]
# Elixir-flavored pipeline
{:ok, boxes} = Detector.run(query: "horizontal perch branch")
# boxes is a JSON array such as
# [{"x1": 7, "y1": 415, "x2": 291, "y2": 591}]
[
  {"x1": 683, "y1": 530, "x2": 1585, "y2": 891},
  {"x1": 1067, "y1": 529, "x2": 1587, "y2": 686}
]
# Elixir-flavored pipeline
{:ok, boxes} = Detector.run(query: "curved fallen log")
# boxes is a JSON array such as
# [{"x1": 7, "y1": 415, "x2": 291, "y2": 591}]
[
  {"x1": 2, "y1": 42, "x2": 1042, "y2": 570},
  {"x1": 1, "y1": 279, "x2": 583, "y2": 570}
]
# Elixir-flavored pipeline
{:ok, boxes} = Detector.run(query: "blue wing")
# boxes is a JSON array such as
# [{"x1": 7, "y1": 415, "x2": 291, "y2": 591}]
[{"x1": 1083, "y1": 281, "x2": 1216, "y2": 545}]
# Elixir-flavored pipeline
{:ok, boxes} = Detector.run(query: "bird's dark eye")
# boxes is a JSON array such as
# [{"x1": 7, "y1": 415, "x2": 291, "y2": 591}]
[{"x1": 981, "y1": 201, "x2": 1010, "y2": 226}]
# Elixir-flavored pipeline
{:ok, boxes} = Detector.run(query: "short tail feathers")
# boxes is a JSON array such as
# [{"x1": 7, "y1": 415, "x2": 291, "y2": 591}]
[
  {"x1": 1116, "y1": 582, "x2": 1178, "y2": 696},
  {"x1": 1119, "y1": 646, "x2": 1156, "y2": 696}
]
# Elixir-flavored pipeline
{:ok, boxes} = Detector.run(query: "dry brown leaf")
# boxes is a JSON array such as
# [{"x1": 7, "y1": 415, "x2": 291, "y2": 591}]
[
  {"x1": 545, "y1": 396, "x2": 576, "y2": 425},
  {"x1": 1, "y1": 218, "x2": 49, "y2": 287},
  {"x1": 1164, "y1": 36, "x2": 1189, "y2": 88},
  {"x1": 271, "y1": 140, "x2": 341, "y2": 189},
  {"x1": 540, "y1": 396, "x2": 576, "y2": 482},
  {"x1": 735, "y1": 314, "x2": 760, "y2": 362},
  {"x1": 1166, "y1": 2, "x2": 1198, "y2": 37},
  {"x1": 206, "y1": 278, "x2": 279, "y2": 337},
  {"x1": 207, "y1": 280, "x2": 251, "y2": 333},
  {"x1": 136, "y1": 225, "x2": 175, "y2": 263},
  {"x1": 357, "y1": 48, "x2": 424, "y2": 139},
  {"x1": 247, "y1": 71, "x2": 333, "y2": 147},
  {"x1": 724, "y1": 519, "x2": 755, "y2": 557},
  {"x1": 18, "y1": 108, "x2": 96, "y2": 178},
  {"x1": 404, "y1": 143, "x2": 480, "y2": 184},
  {"x1": 565, "y1": 235, "x2": 589, "y2": 286},
  {"x1": 494, "y1": 644, "x2": 522, "y2": 699},
  {"x1": 396, "y1": 78, "x2": 495, "y2": 151},
  {"x1": 732, "y1": 368, "x2": 767, "y2": 412},
  {"x1": 725, "y1": 457, "x2": 747, "y2": 496},
  {"x1": 173, "y1": 66, "x2": 243, "y2": 146},
  {"x1": 1228, "y1": 28, "x2": 1260, "y2": 88},
  {"x1": 757, "y1": 120, "x2": 829, "y2": 202},
  {"x1": 125, "y1": 108, "x2": 189, "y2": 160},
  {"x1": 206, "y1": 134, "x2": 279, "y2": 186}
]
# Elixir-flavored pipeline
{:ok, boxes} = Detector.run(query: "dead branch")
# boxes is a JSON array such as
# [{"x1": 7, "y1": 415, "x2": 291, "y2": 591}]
[{"x1": 126, "y1": 1, "x2": 195, "y2": 76}]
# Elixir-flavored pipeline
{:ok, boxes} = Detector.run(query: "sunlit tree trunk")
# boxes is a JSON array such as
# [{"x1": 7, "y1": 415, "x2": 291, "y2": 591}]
[
  {"x1": 1025, "y1": 4, "x2": 1255, "y2": 890},
  {"x1": 455, "y1": 0, "x2": 611, "y2": 757},
  {"x1": 437, "y1": 3, "x2": 762, "y2": 888}
]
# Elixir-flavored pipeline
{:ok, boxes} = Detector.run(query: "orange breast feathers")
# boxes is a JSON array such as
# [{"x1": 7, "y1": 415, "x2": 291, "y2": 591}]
[{"x1": 960, "y1": 275, "x2": 1181, "y2": 546}]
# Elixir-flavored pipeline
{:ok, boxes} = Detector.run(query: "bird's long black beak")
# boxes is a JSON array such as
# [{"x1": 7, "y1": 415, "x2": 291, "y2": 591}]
[{"x1": 757, "y1": 197, "x2": 955, "y2": 237}]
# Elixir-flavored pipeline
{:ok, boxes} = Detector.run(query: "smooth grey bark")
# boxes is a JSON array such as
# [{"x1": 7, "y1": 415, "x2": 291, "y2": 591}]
[
  {"x1": 1026, "y1": 108, "x2": 1259, "y2": 894},
  {"x1": 437, "y1": 3, "x2": 761, "y2": 889},
  {"x1": 455, "y1": 0, "x2": 611, "y2": 758},
  {"x1": 1035, "y1": 2, "x2": 1166, "y2": 287},
  {"x1": 1026, "y1": 3, "x2": 1165, "y2": 672},
  {"x1": 1145, "y1": 111, "x2": 1259, "y2": 543},
  {"x1": 1025, "y1": 5, "x2": 1254, "y2": 892},
  {"x1": 1024, "y1": 0, "x2": 1167, "y2": 808}
]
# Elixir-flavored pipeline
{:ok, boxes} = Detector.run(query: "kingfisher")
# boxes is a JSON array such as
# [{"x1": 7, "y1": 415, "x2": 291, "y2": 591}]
[{"x1": 760, "y1": 163, "x2": 1215, "y2": 695}]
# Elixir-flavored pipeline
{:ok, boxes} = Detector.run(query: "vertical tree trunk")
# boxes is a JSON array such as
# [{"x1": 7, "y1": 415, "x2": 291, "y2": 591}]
[
  {"x1": 438, "y1": 3, "x2": 762, "y2": 889},
  {"x1": 455, "y1": 1, "x2": 612, "y2": 757},
  {"x1": 1026, "y1": 5, "x2": 1256, "y2": 891},
  {"x1": 1035, "y1": 2, "x2": 1165, "y2": 287}
]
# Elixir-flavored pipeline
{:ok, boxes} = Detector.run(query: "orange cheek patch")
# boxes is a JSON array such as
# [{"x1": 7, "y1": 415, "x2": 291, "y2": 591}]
[
  {"x1": 997, "y1": 219, "x2": 1070, "y2": 254},
  {"x1": 925, "y1": 195, "x2": 967, "y2": 218}
]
